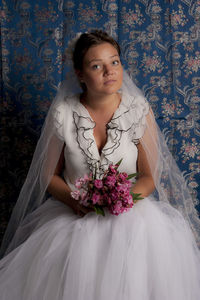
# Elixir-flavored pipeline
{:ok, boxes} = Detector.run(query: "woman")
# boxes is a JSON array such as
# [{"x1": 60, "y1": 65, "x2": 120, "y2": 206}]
[{"x1": 0, "y1": 30, "x2": 200, "y2": 300}]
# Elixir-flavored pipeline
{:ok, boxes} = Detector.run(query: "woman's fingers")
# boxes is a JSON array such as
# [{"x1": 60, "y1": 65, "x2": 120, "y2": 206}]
[
  {"x1": 70, "y1": 198, "x2": 95, "y2": 216},
  {"x1": 76, "y1": 203, "x2": 94, "y2": 216}
]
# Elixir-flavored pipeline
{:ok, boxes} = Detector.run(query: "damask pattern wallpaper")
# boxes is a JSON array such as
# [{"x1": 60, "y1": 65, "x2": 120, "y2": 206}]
[{"x1": 0, "y1": 0, "x2": 200, "y2": 244}]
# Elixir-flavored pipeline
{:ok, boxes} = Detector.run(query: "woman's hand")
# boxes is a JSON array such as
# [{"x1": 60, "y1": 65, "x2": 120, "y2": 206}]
[
  {"x1": 69, "y1": 199, "x2": 94, "y2": 217},
  {"x1": 47, "y1": 144, "x2": 94, "y2": 217}
]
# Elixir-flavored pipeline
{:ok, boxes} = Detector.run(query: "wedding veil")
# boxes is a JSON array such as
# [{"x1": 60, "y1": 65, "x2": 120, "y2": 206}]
[{"x1": 1, "y1": 62, "x2": 200, "y2": 259}]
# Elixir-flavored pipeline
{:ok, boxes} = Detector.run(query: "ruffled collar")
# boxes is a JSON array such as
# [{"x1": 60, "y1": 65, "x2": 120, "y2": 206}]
[
  {"x1": 70, "y1": 92, "x2": 149, "y2": 177},
  {"x1": 70, "y1": 91, "x2": 148, "y2": 130},
  {"x1": 70, "y1": 91, "x2": 137, "y2": 121}
]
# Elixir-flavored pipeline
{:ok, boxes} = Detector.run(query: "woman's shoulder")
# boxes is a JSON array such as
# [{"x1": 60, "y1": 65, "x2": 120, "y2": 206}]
[
  {"x1": 107, "y1": 91, "x2": 150, "y2": 142},
  {"x1": 53, "y1": 93, "x2": 80, "y2": 115},
  {"x1": 112, "y1": 91, "x2": 149, "y2": 125},
  {"x1": 52, "y1": 93, "x2": 80, "y2": 140},
  {"x1": 122, "y1": 91, "x2": 149, "y2": 114}
]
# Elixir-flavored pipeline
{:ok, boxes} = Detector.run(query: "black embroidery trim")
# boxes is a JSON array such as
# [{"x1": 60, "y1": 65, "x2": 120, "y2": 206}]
[
  {"x1": 73, "y1": 111, "x2": 101, "y2": 174},
  {"x1": 72, "y1": 95, "x2": 149, "y2": 177}
]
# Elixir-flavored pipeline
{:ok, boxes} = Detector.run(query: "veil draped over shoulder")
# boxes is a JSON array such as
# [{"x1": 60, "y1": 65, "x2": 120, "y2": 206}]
[{"x1": 1, "y1": 67, "x2": 200, "y2": 258}]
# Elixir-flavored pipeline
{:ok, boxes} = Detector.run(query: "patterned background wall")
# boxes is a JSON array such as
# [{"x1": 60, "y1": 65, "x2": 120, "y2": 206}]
[{"x1": 0, "y1": 0, "x2": 200, "y2": 245}]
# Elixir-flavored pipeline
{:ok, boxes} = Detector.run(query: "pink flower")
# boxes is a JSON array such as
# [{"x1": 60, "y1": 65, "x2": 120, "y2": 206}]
[
  {"x1": 97, "y1": 197, "x2": 104, "y2": 206},
  {"x1": 75, "y1": 178, "x2": 84, "y2": 189},
  {"x1": 103, "y1": 194, "x2": 112, "y2": 205},
  {"x1": 81, "y1": 191, "x2": 89, "y2": 201},
  {"x1": 118, "y1": 172, "x2": 128, "y2": 182},
  {"x1": 72, "y1": 160, "x2": 142, "y2": 217},
  {"x1": 80, "y1": 192, "x2": 90, "y2": 206},
  {"x1": 71, "y1": 190, "x2": 80, "y2": 200},
  {"x1": 126, "y1": 195, "x2": 134, "y2": 205},
  {"x1": 116, "y1": 184, "x2": 129, "y2": 194},
  {"x1": 126, "y1": 181, "x2": 132, "y2": 189},
  {"x1": 105, "y1": 175, "x2": 116, "y2": 187},
  {"x1": 108, "y1": 165, "x2": 117, "y2": 174},
  {"x1": 110, "y1": 191, "x2": 118, "y2": 201},
  {"x1": 110, "y1": 201, "x2": 123, "y2": 215},
  {"x1": 94, "y1": 179, "x2": 103, "y2": 189},
  {"x1": 75, "y1": 174, "x2": 90, "y2": 188},
  {"x1": 91, "y1": 193, "x2": 101, "y2": 205}
]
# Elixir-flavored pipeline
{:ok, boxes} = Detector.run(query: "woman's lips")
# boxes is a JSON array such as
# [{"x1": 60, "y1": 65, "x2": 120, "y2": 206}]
[{"x1": 104, "y1": 79, "x2": 116, "y2": 85}]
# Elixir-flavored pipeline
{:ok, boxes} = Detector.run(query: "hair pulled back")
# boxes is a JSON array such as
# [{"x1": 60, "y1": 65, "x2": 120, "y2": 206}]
[{"x1": 72, "y1": 30, "x2": 121, "y2": 71}]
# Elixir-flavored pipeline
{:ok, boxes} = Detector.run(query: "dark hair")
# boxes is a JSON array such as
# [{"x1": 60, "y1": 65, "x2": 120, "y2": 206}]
[{"x1": 72, "y1": 30, "x2": 121, "y2": 71}]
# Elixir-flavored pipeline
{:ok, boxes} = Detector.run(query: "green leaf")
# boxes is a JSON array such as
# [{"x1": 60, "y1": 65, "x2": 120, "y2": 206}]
[
  {"x1": 116, "y1": 158, "x2": 123, "y2": 167},
  {"x1": 127, "y1": 173, "x2": 138, "y2": 180},
  {"x1": 130, "y1": 192, "x2": 143, "y2": 201},
  {"x1": 94, "y1": 206, "x2": 105, "y2": 216}
]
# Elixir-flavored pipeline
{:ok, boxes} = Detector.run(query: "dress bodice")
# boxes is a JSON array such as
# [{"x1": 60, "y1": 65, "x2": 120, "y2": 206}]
[{"x1": 53, "y1": 92, "x2": 149, "y2": 191}]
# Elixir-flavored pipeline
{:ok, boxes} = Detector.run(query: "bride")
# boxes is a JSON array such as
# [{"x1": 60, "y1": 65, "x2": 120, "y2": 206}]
[{"x1": 0, "y1": 30, "x2": 200, "y2": 300}]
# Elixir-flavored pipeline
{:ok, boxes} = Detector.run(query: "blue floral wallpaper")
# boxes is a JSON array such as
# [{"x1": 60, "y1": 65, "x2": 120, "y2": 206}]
[{"x1": 0, "y1": 0, "x2": 200, "y2": 244}]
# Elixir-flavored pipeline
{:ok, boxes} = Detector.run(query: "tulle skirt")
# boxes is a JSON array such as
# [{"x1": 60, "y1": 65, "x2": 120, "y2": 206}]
[{"x1": 0, "y1": 196, "x2": 200, "y2": 300}]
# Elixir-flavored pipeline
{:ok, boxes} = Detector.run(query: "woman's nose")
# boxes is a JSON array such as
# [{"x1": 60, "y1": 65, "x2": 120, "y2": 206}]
[{"x1": 104, "y1": 64, "x2": 114, "y2": 75}]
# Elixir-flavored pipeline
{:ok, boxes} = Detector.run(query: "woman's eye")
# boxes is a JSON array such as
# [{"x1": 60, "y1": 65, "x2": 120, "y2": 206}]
[
  {"x1": 112, "y1": 60, "x2": 119, "y2": 65},
  {"x1": 92, "y1": 64, "x2": 101, "y2": 70}
]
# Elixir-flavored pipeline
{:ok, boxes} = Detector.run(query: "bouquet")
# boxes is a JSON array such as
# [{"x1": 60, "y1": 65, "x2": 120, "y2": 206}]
[{"x1": 71, "y1": 159, "x2": 143, "y2": 216}]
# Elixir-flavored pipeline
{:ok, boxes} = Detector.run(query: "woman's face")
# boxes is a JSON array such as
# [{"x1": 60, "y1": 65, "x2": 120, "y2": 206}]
[{"x1": 78, "y1": 42, "x2": 123, "y2": 98}]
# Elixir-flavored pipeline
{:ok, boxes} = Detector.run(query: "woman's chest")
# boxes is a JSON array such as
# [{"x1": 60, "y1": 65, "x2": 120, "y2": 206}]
[
  {"x1": 63, "y1": 115, "x2": 138, "y2": 180},
  {"x1": 87, "y1": 108, "x2": 119, "y2": 154},
  {"x1": 93, "y1": 123, "x2": 107, "y2": 154}
]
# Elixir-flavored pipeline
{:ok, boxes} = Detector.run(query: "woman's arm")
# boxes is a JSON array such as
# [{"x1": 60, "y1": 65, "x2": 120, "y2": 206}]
[
  {"x1": 47, "y1": 144, "x2": 93, "y2": 216},
  {"x1": 47, "y1": 145, "x2": 72, "y2": 205},
  {"x1": 132, "y1": 142, "x2": 155, "y2": 198}
]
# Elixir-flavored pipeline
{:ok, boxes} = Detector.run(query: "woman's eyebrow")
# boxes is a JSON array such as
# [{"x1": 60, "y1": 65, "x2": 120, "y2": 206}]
[{"x1": 88, "y1": 55, "x2": 119, "y2": 64}]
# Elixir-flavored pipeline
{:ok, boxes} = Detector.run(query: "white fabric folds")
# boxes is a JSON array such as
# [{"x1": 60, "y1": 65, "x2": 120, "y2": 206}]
[
  {"x1": 0, "y1": 70, "x2": 200, "y2": 299},
  {"x1": 1, "y1": 69, "x2": 200, "y2": 254},
  {"x1": 0, "y1": 196, "x2": 200, "y2": 300}
]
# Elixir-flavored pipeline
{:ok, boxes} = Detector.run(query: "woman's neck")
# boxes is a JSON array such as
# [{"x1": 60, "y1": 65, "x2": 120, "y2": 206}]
[{"x1": 80, "y1": 92, "x2": 121, "y2": 112}]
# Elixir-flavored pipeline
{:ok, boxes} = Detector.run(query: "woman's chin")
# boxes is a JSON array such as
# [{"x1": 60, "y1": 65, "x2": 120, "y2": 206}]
[{"x1": 102, "y1": 84, "x2": 122, "y2": 95}]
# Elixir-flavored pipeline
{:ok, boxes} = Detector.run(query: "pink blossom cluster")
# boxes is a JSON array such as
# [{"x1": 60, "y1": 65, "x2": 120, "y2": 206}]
[{"x1": 71, "y1": 161, "x2": 140, "y2": 216}]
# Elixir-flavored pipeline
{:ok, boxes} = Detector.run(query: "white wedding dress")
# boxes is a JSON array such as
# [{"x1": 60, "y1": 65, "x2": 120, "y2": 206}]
[{"x1": 0, "y1": 93, "x2": 200, "y2": 300}]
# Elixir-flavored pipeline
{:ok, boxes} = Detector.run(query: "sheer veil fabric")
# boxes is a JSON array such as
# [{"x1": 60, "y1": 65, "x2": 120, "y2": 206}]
[{"x1": 0, "y1": 69, "x2": 200, "y2": 258}]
